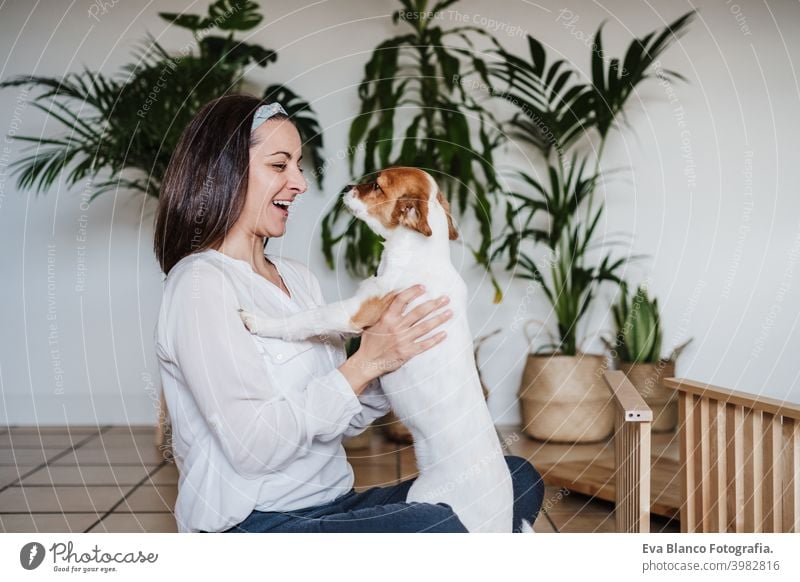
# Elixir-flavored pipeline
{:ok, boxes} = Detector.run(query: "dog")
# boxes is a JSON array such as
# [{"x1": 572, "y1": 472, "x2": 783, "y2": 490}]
[{"x1": 239, "y1": 167, "x2": 528, "y2": 532}]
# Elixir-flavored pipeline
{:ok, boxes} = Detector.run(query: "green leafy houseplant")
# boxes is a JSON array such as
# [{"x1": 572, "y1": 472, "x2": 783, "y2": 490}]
[
  {"x1": 321, "y1": 0, "x2": 506, "y2": 300},
  {"x1": 490, "y1": 11, "x2": 695, "y2": 356},
  {"x1": 608, "y1": 281, "x2": 692, "y2": 432},
  {"x1": 492, "y1": 154, "x2": 628, "y2": 355},
  {"x1": 0, "y1": 0, "x2": 324, "y2": 201},
  {"x1": 489, "y1": 12, "x2": 694, "y2": 443},
  {"x1": 611, "y1": 282, "x2": 663, "y2": 363},
  {"x1": 609, "y1": 281, "x2": 692, "y2": 364}
]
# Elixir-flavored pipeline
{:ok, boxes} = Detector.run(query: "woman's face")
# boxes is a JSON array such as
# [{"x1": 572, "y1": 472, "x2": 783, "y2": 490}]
[{"x1": 238, "y1": 119, "x2": 307, "y2": 238}]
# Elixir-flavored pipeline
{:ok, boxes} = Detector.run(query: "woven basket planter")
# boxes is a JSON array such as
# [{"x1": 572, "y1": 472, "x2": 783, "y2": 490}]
[
  {"x1": 518, "y1": 352, "x2": 614, "y2": 443},
  {"x1": 617, "y1": 360, "x2": 677, "y2": 432}
]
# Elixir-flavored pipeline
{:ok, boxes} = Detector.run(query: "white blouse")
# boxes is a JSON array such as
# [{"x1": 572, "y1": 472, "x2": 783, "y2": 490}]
[{"x1": 154, "y1": 249, "x2": 391, "y2": 533}]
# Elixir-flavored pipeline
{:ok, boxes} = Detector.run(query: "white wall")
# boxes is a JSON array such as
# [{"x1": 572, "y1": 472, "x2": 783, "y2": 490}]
[{"x1": 1, "y1": 0, "x2": 798, "y2": 426}]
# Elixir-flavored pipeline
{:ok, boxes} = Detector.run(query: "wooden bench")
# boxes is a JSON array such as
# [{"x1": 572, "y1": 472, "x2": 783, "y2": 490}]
[
  {"x1": 605, "y1": 373, "x2": 800, "y2": 533},
  {"x1": 667, "y1": 378, "x2": 800, "y2": 533}
]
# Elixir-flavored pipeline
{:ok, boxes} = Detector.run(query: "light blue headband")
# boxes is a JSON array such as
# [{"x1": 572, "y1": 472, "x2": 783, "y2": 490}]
[{"x1": 251, "y1": 102, "x2": 288, "y2": 132}]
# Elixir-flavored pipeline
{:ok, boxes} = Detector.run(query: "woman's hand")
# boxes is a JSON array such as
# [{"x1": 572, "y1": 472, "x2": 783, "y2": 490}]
[{"x1": 338, "y1": 285, "x2": 451, "y2": 394}]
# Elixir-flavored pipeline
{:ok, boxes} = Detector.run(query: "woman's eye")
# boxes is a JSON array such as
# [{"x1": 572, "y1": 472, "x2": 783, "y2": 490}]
[{"x1": 272, "y1": 164, "x2": 286, "y2": 171}]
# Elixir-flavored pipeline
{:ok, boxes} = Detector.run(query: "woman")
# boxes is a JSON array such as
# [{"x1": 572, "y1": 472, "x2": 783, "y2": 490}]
[{"x1": 153, "y1": 94, "x2": 544, "y2": 533}]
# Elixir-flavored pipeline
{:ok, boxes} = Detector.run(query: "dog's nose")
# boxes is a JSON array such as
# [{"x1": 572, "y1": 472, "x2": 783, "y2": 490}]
[{"x1": 341, "y1": 184, "x2": 356, "y2": 194}]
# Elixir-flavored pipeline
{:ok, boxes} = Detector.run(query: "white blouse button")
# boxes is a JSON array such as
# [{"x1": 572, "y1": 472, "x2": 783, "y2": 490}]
[{"x1": 276, "y1": 353, "x2": 284, "y2": 361}]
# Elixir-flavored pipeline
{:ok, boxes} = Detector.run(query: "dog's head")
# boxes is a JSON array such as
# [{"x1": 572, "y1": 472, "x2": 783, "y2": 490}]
[{"x1": 342, "y1": 167, "x2": 458, "y2": 241}]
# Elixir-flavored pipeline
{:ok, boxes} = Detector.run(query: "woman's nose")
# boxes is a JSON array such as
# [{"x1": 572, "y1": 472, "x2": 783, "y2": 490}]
[{"x1": 288, "y1": 167, "x2": 307, "y2": 193}]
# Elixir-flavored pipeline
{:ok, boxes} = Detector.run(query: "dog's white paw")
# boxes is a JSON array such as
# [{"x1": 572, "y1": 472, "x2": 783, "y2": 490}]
[
  {"x1": 238, "y1": 309, "x2": 290, "y2": 339},
  {"x1": 520, "y1": 519, "x2": 534, "y2": 533},
  {"x1": 237, "y1": 309, "x2": 260, "y2": 335}
]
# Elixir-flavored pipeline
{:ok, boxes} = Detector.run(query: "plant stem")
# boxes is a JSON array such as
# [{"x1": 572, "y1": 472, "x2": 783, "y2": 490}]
[{"x1": 585, "y1": 133, "x2": 608, "y2": 240}]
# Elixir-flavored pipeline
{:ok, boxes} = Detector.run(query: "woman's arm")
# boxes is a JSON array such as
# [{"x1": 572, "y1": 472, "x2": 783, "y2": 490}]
[
  {"x1": 160, "y1": 261, "x2": 366, "y2": 478},
  {"x1": 341, "y1": 377, "x2": 392, "y2": 437}
]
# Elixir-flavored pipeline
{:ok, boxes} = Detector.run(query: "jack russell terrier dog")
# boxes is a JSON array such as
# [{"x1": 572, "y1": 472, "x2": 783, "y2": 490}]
[{"x1": 239, "y1": 167, "x2": 528, "y2": 533}]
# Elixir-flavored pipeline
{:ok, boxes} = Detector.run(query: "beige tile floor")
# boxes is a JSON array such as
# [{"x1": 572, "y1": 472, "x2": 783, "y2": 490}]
[{"x1": 0, "y1": 425, "x2": 679, "y2": 533}]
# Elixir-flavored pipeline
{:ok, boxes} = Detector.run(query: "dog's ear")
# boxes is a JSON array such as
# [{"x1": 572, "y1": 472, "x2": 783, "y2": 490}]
[
  {"x1": 436, "y1": 191, "x2": 459, "y2": 240},
  {"x1": 393, "y1": 194, "x2": 432, "y2": 237}
]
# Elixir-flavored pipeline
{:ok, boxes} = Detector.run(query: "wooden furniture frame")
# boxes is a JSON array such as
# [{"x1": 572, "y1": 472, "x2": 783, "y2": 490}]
[
  {"x1": 604, "y1": 371, "x2": 653, "y2": 532},
  {"x1": 607, "y1": 373, "x2": 800, "y2": 533},
  {"x1": 666, "y1": 378, "x2": 800, "y2": 533}
]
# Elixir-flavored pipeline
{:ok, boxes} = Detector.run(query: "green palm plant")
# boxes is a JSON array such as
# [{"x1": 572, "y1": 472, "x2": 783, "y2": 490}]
[
  {"x1": 491, "y1": 10, "x2": 694, "y2": 168},
  {"x1": 489, "y1": 11, "x2": 695, "y2": 355},
  {"x1": 491, "y1": 154, "x2": 628, "y2": 355},
  {"x1": 321, "y1": 0, "x2": 506, "y2": 300},
  {"x1": 0, "y1": 0, "x2": 324, "y2": 201}
]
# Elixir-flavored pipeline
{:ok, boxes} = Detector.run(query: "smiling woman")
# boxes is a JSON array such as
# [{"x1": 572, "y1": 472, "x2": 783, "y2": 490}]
[
  {"x1": 151, "y1": 94, "x2": 473, "y2": 533},
  {"x1": 234, "y1": 107, "x2": 307, "y2": 247}
]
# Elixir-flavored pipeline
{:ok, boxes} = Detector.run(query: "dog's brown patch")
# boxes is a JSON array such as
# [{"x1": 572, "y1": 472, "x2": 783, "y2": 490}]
[
  {"x1": 350, "y1": 292, "x2": 400, "y2": 329},
  {"x1": 392, "y1": 192, "x2": 431, "y2": 236},
  {"x1": 436, "y1": 191, "x2": 459, "y2": 240},
  {"x1": 352, "y1": 167, "x2": 435, "y2": 237}
]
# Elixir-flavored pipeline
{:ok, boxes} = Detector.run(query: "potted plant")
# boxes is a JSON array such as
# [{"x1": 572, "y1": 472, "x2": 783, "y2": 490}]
[
  {"x1": 607, "y1": 282, "x2": 691, "y2": 432},
  {"x1": 504, "y1": 163, "x2": 625, "y2": 442},
  {"x1": 488, "y1": 12, "x2": 694, "y2": 442},
  {"x1": 320, "y1": 0, "x2": 507, "y2": 301}
]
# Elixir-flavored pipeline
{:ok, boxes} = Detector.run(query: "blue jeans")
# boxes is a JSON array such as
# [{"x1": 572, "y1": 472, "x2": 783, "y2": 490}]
[{"x1": 222, "y1": 455, "x2": 544, "y2": 533}]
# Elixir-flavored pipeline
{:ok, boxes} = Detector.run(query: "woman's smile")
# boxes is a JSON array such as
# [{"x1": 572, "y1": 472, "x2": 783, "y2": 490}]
[{"x1": 269, "y1": 196, "x2": 295, "y2": 219}]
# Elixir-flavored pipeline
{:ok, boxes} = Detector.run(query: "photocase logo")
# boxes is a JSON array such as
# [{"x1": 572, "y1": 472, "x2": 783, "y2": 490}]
[{"x1": 20, "y1": 542, "x2": 46, "y2": 570}]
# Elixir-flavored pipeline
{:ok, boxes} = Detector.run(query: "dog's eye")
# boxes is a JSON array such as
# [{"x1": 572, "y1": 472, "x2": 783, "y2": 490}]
[{"x1": 372, "y1": 182, "x2": 381, "y2": 192}]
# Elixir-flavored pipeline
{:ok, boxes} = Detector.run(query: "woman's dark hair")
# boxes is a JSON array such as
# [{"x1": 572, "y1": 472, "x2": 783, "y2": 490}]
[{"x1": 153, "y1": 94, "x2": 292, "y2": 275}]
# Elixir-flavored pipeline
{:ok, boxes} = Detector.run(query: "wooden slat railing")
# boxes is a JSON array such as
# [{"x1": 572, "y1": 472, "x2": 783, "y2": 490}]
[
  {"x1": 665, "y1": 378, "x2": 800, "y2": 532},
  {"x1": 604, "y1": 371, "x2": 653, "y2": 533}
]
